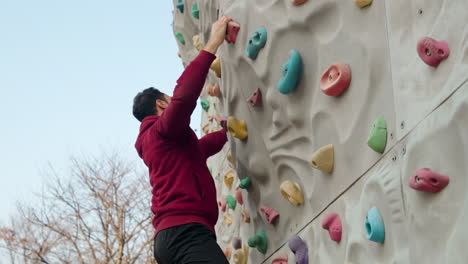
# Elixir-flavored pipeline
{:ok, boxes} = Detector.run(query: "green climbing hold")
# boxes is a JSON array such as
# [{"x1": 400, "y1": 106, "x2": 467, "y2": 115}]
[
  {"x1": 192, "y1": 3, "x2": 199, "y2": 19},
  {"x1": 201, "y1": 98, "x2": 210, "y2": 112},
  {"x1": 239, "y1": 177, "x2": 251, "y2": 189},
  {"x1": 367, "y1": 117, "x2": 387, "y2": 153},
  {"x1": 248, "y1": 229, "x2": 268, "y2": 254},
  {"x1": 176, "y1": 0, "x2": 184, "y2": 13},
  {"x1": 175, "y1": 32, "x2": 185, "y2": 45},
  {"x1": 226, "y1": 194, "x2": 237, "y2": 210}
]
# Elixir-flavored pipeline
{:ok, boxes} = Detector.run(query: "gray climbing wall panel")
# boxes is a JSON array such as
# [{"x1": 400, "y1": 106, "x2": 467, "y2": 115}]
[{"x1": 172, "y1": 0, "x2": 468, "y2": 263}]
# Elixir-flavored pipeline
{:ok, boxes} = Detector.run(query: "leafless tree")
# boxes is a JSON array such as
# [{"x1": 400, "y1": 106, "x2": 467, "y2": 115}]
[{"x1": 0, "y1": 152, "x2": 156, "y2": 263}]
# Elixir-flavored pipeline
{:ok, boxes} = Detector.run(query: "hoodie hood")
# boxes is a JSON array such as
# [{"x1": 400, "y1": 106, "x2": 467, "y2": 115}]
[{"x1": 135, "y1": 115, "x2": 160, "y2": 158}]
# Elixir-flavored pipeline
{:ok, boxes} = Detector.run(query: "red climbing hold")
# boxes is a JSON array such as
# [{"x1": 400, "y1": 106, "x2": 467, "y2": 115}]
[
  {"x1": 417, "y1": 37, "x2": 450, "y2": 67},
  {"x1": 247, "y1": 88, "x2": 262, "y2": 107},
  {"x1": 321, "y1": 213, "x2": 342, "y2": 242},
  {"x1": 408, "y1": 168, "x2": 449, "y2": 193},
  {"x1": 226, "y1": 21, "x2": 241, "y2": 44},
  {"x1": 320, "y1": 63, "x2": 351, "y2": 96},
  {"x1": 220, "y1": 116, "x2": 227, "y2": 130},
  {"x1": 260, "y1": 206, "x2": 279, "y2": 224},
  {"x1": 235, "y1": 187, "x2": 244, "y2": 205},
  {"x1": 218, "y1": 195, "x2": 227, "y2": 212}
]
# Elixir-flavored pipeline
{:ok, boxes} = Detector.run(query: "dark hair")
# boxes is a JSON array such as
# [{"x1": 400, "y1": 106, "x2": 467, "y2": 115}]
[{"x1": 132, "y1": 87, "x2": 166, "y2": 122}]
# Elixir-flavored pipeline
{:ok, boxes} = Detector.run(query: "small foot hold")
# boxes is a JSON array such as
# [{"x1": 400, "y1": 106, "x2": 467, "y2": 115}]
[
  {"x1": 224, "y1": 212, "x2": 233, "y2": 226},
  {"x1": 227, "y1": 151, "x2": 236, "y2": 168},
  {"x1": 409, "y1": 168, "x2": 449, "y2": 193},
  {"x1": 310, "y1": 144, "x2": 334, "y2": 173},
  {"x1": 417, "y1": 37, "x2": 450, "y2": 67},
  {"x1": 365, "y1": 207, "x2": 385, "y2": 243},
  {"x1": 218, "y1": 195, "x2": 227, "y2": 212},
  {"x1": 239, "y1": 177, "x2": 251, "y2": 189},
  {"x1": 227, "y1": 116, "x2": 248, "y2": 140},
  {"x1": 271, "y1": 252, "x2": 288, "y2": 264},
  {"x1": 367, "y1": 117, "x2": 387, "y2": 153},
  {"x1": 233, "y1": 244, "x2": 249, "y2": 264},
  {"x1": 235, "y1": 187, "x2": 244, "y2": 205},
  {"x1": 232, "y1": 237, "x2": 242, "y2": 250},
  {"x1": 247, "y1": 88, "x2": 262, "y2": 107},
  {"x1": 291, "y1": 0, "x2": 308, "y2": 6},
  {"x1": 211, "y1": 56, "x2": 221, "y2": 77},
  {"x1": 191, "y1": 2, "x2": 199, "y2": 19},
  {"x1": 248, "y1": 229, "x2": 268, "y2": 254},
  {"x1": 322, "y1": 213, "x2": 342, "y2": 242},
  {"x1": 193, "y1": 35, "x2": 204, "y2": 51},
  {"x1": 176, "y1": 0, "x2": 184, "y2": 13},
  {"x1": 288, "y1": 235, "x2": 308, "y2": 264},
  {"x1": 280, "y1": 181, "x2": 304, "y2": 205},
  {"x1": 224, "y1": 170, "x2": 234, "y2": 189},
  {"x1": 241, "y1": 208, "x2": 251, "y2": 223},
  {"x1": 226, "y1": 21, "x2": 241, "y2": 44},
  {"x1": 175, "y1": 32, "x2": 185, "y2": 45},
  {"x1": 226, "y1": 194, "x2": 237, "y2": 210},
  {"x1": 260, "y1": 206, "x2": 279, "y2": 224},
  {"x1": 200, "y1": 98, "x2": 210, "y2": 112},
  {"x1": 277, "y1": 50, "x2": 303, "y2": 94},
  {"x1": 320, "y1": 63, "x2": 351, "y2": 96},
  {"x1": 246, "y1": 27, "x2": 267, "y2": 60},
  {"x1": 354, "y1": 0, "x2": 372, "y2": 8},
  {"x1": 207, "y1": 83, "x2": 221, "y2": 97}
]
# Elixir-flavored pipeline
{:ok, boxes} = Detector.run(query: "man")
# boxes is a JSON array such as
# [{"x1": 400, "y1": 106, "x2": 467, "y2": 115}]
[{"x1": 132, "y1": 17, "x2": 233, "y2": 263}]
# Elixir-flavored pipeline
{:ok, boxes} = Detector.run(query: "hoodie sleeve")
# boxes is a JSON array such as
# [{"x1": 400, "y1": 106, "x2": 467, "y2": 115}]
[
  {"x1": 199, "y1": 129, "x2": 228, "y2": 159},
  {"x1": 155, "y1": 50, "x2": 216, "y2": 138}
]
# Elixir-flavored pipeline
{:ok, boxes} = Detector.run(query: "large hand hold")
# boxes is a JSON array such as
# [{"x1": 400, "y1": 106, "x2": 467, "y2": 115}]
[
  {"x1": 365, "y1": 207, "x2": 385, "y2": 243},
  {"x1": 246, "y1": 27, "x2": 267, "y2": 60},
  {"x1": 248, "y1": 229, "x2": 268, "y2": 254},
  {"x1": 271, "y1": 253, "x2": 288, "y2": 264},
  {"x1": 280, "y1": 181, "x2": 304, "y2": 205},
  {"x1": 288, "y1": 235, "x2": 308, "y2": 264},
  {"x1": 227, "y1": 116, "x2": 248, "y2": 140},
  {"x1": 417, "y1": 37, "x2": 450, "y2": 67},
  {"x1": 277, "y1": 50, "x2": 303, "y2": 94},
  {"x1": 226, "y1": 194, "x2": 237, "y2": 210},
  {"x1": 233, "y1": 244, "x2": 249, "y2": 264},
  {"x1": 310, "y1": 144, "x2": 334, "y2": 173},
  {"x1": 354, "y1": 0, "x2": 372, "y2": 8},
  {"x1": 408, "y1": 168, "x2": 449, "y2": 193},
  {"x1": 367, "y1": 117, "x2": 387, "y2": 153},
  {"x1": 322, "y1": 213, "x2": 342, "y2": 242},
  {"x1": 239, "y1": 177, "x2": 251, "y2": 189},
  {"x1": 224, "y1": 170, "x2": 235, "y2": 189},
  {"x1": 191, "y1": 2, "x2": 199, "y2": 19},
  {"x1": 260, "y1": 206, "x2": 280, "y2": 224},
  {"x1": 226, "y1": 21, "x2": 241, "y2": 44},
  {"x1": 320, "y1": 63, "x2": 351, "y2": 96},
  {"x1": 211, "y1": 56, "x2": 221, "y2": 77}
]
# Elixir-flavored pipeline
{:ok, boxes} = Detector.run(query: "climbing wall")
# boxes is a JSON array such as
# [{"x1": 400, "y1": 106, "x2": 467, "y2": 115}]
[{"x1": 172, "y1": 0, "x2": 468, "y2": 263}]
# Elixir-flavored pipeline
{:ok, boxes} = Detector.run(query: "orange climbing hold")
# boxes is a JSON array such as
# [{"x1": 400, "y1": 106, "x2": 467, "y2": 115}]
[
  {"x1": 207, "y1": 83, "x2": 221, "y2": 97},
  {"x1": 223, "y1": 247, "x2": 232, "y2": 260},
  {"x1": 291, "y1": 0, "x2": 307, "y2": 5},
  {"x1": 241, "y1": 208, "x2": 251, "y2": 223}
]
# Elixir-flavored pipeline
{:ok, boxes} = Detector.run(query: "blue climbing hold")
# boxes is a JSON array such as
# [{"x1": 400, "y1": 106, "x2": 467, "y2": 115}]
[
  {"x1": 192, "y1": 3, "x2": 199, "y2": 19},
  {"x1": 176, "y1": 0, "x2": 184, "y2": 13},
  {"x1": 277, "y1": 50, "x2": 303, "y2": 94},
  {"x1": 246, "y1": 27, "x2": 267, "y2": 60},
  {"x1": 365, "y1": 207, "x2": 385, "y2": 243}
]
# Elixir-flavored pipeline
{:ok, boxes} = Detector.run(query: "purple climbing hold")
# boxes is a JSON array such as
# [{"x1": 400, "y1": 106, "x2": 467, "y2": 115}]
[
  {"x1": 247, "y1": 88, "x2": 262, "y2": 107},
  {"x1": 288, "y1": 235, "x2": 308, "y2": 264},
  {"x1": 220, "y1": 116, "x2": 227, "y2": 130},
  {"x1": 232, "y1": 236, "x2": 242, "y2": 250}
]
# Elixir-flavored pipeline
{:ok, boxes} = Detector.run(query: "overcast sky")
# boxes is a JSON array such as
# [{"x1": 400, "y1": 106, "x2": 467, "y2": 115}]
[{"x1": 0, "y1": 0, "x2": 202, "y2": 230}]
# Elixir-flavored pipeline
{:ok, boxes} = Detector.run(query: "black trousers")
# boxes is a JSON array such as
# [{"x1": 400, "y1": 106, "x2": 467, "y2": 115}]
[{"x1": 154, "y1": 223, "x2": 229, "y2": 264}]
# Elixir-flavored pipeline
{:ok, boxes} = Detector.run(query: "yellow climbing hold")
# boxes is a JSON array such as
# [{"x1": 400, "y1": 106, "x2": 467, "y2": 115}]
[
  {"x1": 280, "y1": 180, "x2": 304, "y2": 205},
  {"x1": 227, "y1": 117, "x2": 248, "y2": 140},
  {"x1": 193, "y1": 35, "x2": 204, "y2": 51},
  {"x1": 233, "y1": 244, "x2": 249, "y2": 264},
  {"x1": 224, "y1": 170, "x2": 235, "y2": 189},
  {"x1": 177, "y1": 51, "x2": 181, "y2": 58},
  {"x1": 227, "y1": 152, "x2": 236, "y2": 168},
  {"x1": 211, "y1": 56, "x2": 221, "y2": 77},
  {"x1": 224, "y1": 212, "x2": 233, "y2": 226},
  {"x1": 354, "y1": 0, "x2": 372, "y2": 8},
  {"x1": 310, "y1": 144, "x2": 334, "y2": 173}
]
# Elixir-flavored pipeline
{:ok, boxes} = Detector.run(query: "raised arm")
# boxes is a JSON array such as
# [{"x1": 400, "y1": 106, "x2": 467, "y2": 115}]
[
  {"x1": 155, "y1": 17, "x2": 232, "y2": 138},
  {"x1": 199, "y1": 129, "x2": 228, "y2": 159}
]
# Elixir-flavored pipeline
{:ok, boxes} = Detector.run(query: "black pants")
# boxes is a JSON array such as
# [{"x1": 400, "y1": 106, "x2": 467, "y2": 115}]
[{"x1": 154, "y1": 223, "x2": 229, "y2": 264}]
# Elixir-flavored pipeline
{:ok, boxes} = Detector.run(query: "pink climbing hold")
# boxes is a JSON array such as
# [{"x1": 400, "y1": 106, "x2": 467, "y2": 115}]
[
  {"x1": 247, "y1": 88, "x2": 262, "y2": 107},
  {"x1": 408, "y1": 168, "x2": 449, "y2": 193},
  {"x1": 226, "y1": 21, "x2": 241, "y2": 44},
  {"x1": 321, "y1": 213, "x2": 342, "y2": 242},
  {"x1": 271, "y1": 252, "x2": 288, "y2": 264},
  {"x1": 320, "y1": 63, "x2": 351, "y2": 96},
  {"x1": 235, "y1": 187, "x2": 244, "y2": 205},
  {"x1": 417, "y1": 37, "x2": 450, "y2": 67},
  {"x1": 218, "y1": 195, "x2": 227, "y2": 212},
  {"x1": 260, "y1": 206, "x2": 279, "y2": 224}
]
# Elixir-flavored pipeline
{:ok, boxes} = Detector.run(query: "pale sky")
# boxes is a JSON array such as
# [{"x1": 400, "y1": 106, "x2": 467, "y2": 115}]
[{"x1": 0, "y1": 0, "x2": 201, "y2": 227}]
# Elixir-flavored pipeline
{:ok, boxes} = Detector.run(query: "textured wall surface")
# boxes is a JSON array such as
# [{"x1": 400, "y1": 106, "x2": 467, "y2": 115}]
[{"x1": 172, "y1": 0, "x2": 468, "y2": 263}]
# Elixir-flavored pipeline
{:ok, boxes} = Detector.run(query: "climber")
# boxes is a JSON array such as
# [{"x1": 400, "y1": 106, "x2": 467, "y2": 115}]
[{"x1": 132, "y1": 16, "x2": 232, "y2": 264}]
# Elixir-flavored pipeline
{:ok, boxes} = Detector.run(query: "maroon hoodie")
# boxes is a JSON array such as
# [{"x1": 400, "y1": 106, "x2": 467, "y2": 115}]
[{"x1": 135, "y1": 50, "x2": 228, "y2": 237}]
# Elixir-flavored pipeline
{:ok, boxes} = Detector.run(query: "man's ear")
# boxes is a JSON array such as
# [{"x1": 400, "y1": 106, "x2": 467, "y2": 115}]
[{"x1": 155, "y1": 99, "x2": 168, "y2": 114}]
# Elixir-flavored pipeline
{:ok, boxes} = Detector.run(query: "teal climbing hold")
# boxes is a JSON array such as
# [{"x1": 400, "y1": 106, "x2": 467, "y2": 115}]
[
  {"x1": 201, "y1": 98, "x2": 210, "y2": 112},
  {"x1": 192, "y1": 3, "x2": 199, "y2": 19},
  {"x1": 176, "y1": 0, "x2": 184, "y2": 13},
  {"x1": 277, "y1": 50, "x2": 303, "y2": 94},
  {"x1": 175, "y1": 32, "x2": 185, "y2": 45},
  {"x1": 246, "y1": 27, "x2": 267, "y2": 60},
  {"x1": 365, "y1": 207, "x2": 385, "y2": 243},
  {"x1": 226, "y1": 194, "x2": 237, "y2": 210},
  {"x1": 248, "y1": 229, "x2": 268, "y2": 254},
  {"x1": 367, "y1": 117, "x2": 387, "y2": 153},
  {"x1": 239, "y1": 177, "x2": 251, "y2": 189}
]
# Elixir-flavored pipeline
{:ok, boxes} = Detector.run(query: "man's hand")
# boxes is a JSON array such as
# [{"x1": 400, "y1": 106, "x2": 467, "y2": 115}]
[{"x1": 204, "y1": 16, "x2": 233, "y2": 55}]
